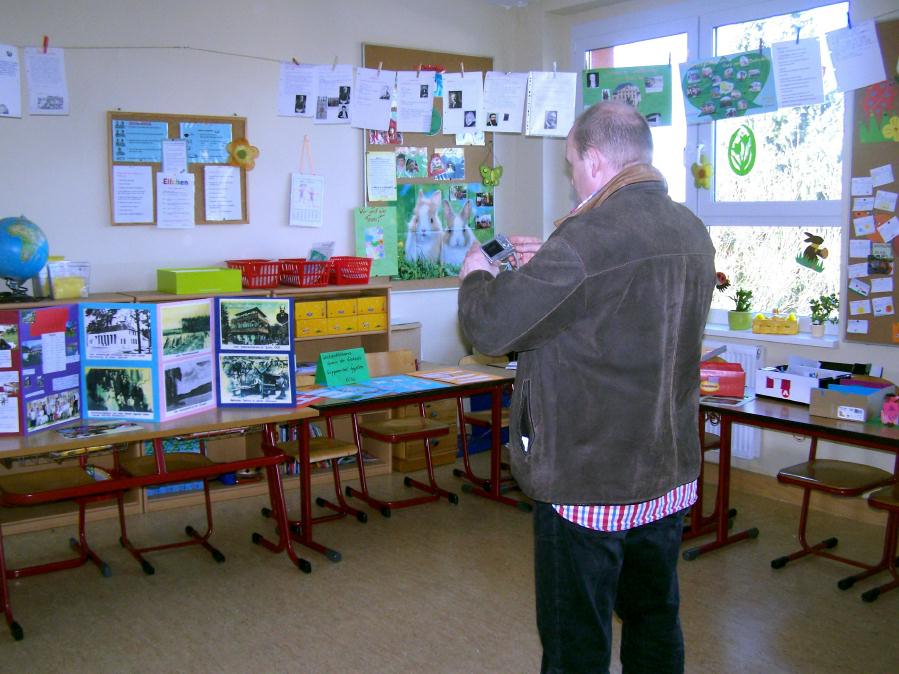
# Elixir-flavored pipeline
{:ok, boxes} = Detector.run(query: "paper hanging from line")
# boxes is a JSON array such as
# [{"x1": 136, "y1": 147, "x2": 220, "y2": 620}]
[
  {"x1": 366, "y1": 152, "x2": 397, "y2": 202},
  {"x1": 350, "y1": 67, "x2": 396, "y2": 131},
  {"x1": 481, "y1": 71, "x2": 528, "y2": 133},
  {"x1": 289, "y1": 173, "x2": 324, "y2": 227},
  {"x1": 204, "y1": 165, "x2": 242, "y2": 221},
  {"x1": 277, "y1": 62, "x2": 317, "y2": 117},
  {"x1": 442, "y1": 71, "x2": 485, "y2": 135},
  {"x1": 771, "y1": 38, "x2": 824, "y2": 108},
  {"x1": 112, "y1": 165, "x2": 153, "y2": 224},
  {"x1": 314, "y1": 64, "x2": 354, "y2": 124},
  {"x1": 525, "y1": 71, "x2": 577, "y2": 138},
  {"x1": 0, "y1": 44, "x2": 22, "y2": 118},
  {"x1": 24, "y1": 46, "x2": 69, "y2": 115},
  {"x1": 825, "y1": 20, "x2": 886, "y2": 93},
  {"x1": 395, "y1": 70, "x2": 436, "y2": 133},
  {"x1": 156, "y1": 172, "x2": 196, "y2": 229}
]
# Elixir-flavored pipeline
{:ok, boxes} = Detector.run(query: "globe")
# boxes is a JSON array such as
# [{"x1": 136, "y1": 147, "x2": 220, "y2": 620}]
[{"x1": 0, "y1": 216, "x2": 49, "y2": 291}]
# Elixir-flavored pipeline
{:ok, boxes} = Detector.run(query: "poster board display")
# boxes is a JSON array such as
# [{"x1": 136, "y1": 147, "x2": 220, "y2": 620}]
[
  {"x1": 844, "y1": 19, "x2": 899, "y2": 347},
  {"x1": 361, "y1": 44, "x2": 496, "y2": 280},
  {"x1": 107, "y1": 111, "x2": 249, "y2": 226},
  {"x1": 0, "y1": 305, "x2": 81, "y2": 436}
]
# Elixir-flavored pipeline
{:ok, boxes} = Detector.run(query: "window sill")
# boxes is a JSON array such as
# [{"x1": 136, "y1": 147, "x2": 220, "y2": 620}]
[{"x1": 704, "y1": 323, "x2": 839, "y2": 348}]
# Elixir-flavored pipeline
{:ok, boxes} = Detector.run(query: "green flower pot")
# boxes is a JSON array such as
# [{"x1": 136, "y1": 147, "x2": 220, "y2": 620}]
[{"x1": 727, "y1": 310, "x2": 753, "y2": 330}]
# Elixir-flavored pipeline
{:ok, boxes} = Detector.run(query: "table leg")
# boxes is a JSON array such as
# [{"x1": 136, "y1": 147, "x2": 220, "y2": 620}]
[{"x1": 683, "y1": 413, "x2": 759, "y2": 560}]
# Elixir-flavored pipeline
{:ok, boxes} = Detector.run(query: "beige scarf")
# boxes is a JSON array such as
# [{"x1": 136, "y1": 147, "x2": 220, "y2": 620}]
[{"x1": 554, "y1": 163, "x2": 666, "y2": 228}]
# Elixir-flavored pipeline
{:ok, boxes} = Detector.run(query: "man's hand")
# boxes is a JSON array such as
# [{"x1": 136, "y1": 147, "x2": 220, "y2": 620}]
[
  {"x1": 508, "y1": 236, "x2": 542, "y2": 267},
  {"x1": 459, "y1": 242, "x2": 498, "y2": 280}
]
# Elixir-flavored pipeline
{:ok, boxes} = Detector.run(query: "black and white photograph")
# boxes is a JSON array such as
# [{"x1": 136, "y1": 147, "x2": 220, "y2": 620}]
[
  {"x1": 164, "y1": 356, "x2": 214, "y2": 414},
  {"x1": 218, "y1": 299, "x2": 291, "y2": 350},
  {"x1": 85, "y1": 366, "x2": 154, "y2": 418},
  {"x1": 161, "y1": 300, "x2": 211, "y2": 358},
  {"x1": 464, "y1": 110, "x2": 476, "y2": 128},
  {"x1": 544, "y1": 110, "x2": 558, "y2": 130},
  {"x1": 586, "y1": 72, "x2": 600, "y2": 88},
  {"x1": 419, "y1": 84, "x2": 429, "y2": 98},
  {"x1": 294, "y1": 94, "x2": 307, "y2": 113},
  {"x1": 448, "y1": 90, "x2": 462, "y2": 109},
  {"x1": 338, "y1": 85, "x2": 351, "y2": 104},
  {"x1": 486, "y1": 112, "x2": 498, "y2": 127},
  {"x1": 83, "y1": 306, "x2": 153, "y2": 361},
  {"x1": 218, "y1": 354, "x2": 291, "y2": 405}
]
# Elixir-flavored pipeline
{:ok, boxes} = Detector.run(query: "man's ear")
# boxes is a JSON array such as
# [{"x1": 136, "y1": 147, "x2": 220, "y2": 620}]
[{"x1": 588, "y1": 148, "x2": 607, "y2": 178}]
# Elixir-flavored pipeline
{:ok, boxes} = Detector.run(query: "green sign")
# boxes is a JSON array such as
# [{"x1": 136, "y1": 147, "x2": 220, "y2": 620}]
[
  {"x1": 680, "y1": 48, "x2": 776, "y2": 124},
  {"x1": 315, "y1": 348, "x2": 370, "y2": 386},
  {"x1": 354, "y1": 206, "x2": 398, "y2": 277},
  {"x1": 727, "y1": 124, "x2": 757, "y2": 176},
  {"x1": 583, "y1": 65, "x2": 672, "y2": 127}
]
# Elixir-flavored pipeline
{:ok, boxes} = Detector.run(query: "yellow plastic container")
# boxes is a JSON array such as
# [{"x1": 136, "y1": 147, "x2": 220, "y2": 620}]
[
  {"x1": 326, "y1": 299, "x2": 357, "y2": 317},
  {"x1": 296, "y1": 318, "x2": 328, "y2": 338},
  {"x1": 327, "y1": 316, "x2": 358, "y2": 335},
  {"x1": 294, "y1": 300, "x2": 326, "y2": 319},
  {"x1": 356, "y1": 296, "x2": 387, "y2": 314},
  {"x1": 358, "y1": 313, "x2": 387, "y2": 332}
]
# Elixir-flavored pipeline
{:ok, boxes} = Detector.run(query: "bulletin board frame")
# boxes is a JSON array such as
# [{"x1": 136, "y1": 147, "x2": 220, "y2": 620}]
[
  {"x1": 107, "y1": 111, "x2": 249, "y2": 226},
  {"x1": 843, "y1": 19, "x2": 899, "y2": 346}
]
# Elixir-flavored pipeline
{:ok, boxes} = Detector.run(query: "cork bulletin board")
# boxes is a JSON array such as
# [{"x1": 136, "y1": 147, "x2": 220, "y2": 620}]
[
  {"x1": 107, "y1": 111, "x2": 249, "y2": 226},
  {"x1": 844, "y1": 19, "x2": 899, "y2": 346}
]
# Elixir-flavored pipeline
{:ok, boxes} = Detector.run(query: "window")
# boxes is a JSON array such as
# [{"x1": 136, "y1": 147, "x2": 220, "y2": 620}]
[{"x1": 574, "y1": 1, "x2": 847, "y2": 324}]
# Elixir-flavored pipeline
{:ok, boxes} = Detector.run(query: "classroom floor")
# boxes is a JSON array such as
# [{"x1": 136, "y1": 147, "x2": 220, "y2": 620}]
[{"x1": 2, "y1": 454, "x2": 898, "y2": 673}]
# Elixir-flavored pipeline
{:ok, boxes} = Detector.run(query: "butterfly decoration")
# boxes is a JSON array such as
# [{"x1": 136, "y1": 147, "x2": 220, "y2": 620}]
[{"x1": 480, "y1": 164, "x2": 503, "y2": 187}]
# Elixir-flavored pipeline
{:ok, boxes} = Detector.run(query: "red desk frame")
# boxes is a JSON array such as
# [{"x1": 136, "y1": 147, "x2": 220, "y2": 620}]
[{"x1": 685, "y1": 396, "x2": 899, "y2": 561}]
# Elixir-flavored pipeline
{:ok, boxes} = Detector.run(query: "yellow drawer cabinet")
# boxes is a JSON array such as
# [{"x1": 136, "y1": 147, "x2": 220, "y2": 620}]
[
  {"x1": 295, "y1": 300, "x2": 326, "y2": 319},
  {"x1": 327, "y1": 316, "x2": 358, "y2": 335},
  {"x1": 326, "y1": 299, "x2": 357, "y2": 317},
  {"x1": 357, "y1": 296, "x2": 387, "y2": 314},
  {"x1": 358, "y1": 313, "x2": 387, "y2": 332},
  {"x1": 295, "y1": 318, "x2": 328, "y2": 337}
]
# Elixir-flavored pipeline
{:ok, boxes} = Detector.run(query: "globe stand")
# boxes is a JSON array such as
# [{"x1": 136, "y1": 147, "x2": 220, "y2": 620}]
[{"x1": 0, "y1": 277, "x2": 39, "y2": 303}]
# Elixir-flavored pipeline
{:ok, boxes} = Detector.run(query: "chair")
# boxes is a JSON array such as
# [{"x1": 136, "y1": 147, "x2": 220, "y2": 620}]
[
  {"x1": 346, "y1": 350, "x2": 458, "y2": 516},
  {"x1": 0, "y1": 460, "x2": 122, "y2": 641},
  {"x1": 114, "y1": 437, "x2": 225, "y2": 575},
  {"x1": 771, "y1": 437, "x2": 897, "y2": 591},
  {"x1": 453, "y1": 353, "x2": 513, "y2": 491},
  {"x1": 860, "y1": 484, "x2": 899, "y2": 602},
  {"x1": 262, "y1": 416, "x2": 367, "y2": 563}
]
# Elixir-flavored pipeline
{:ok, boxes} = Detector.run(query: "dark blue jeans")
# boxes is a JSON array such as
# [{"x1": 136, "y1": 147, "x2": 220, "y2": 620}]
[{"x1": 534, "y1": 501, "x2": 686, "y2": 674}]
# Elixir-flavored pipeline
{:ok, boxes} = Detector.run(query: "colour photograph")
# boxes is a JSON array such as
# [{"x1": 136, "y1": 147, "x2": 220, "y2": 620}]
[
  {"x1": 26, "y1": 389, "x2": 81, "y2": 431},
  {"x1": 83, "y1": 306, "x2": 153, "y2": 361},
  {"x1": 218, "y1": 353, "x2": 291, "y2": 404},
  {"x1": 85, "y1": 366, "x2": 154, "y2": 418},
  {"x1": 218, "y1": 299, "x2": 291, "y2": 351},
  {"x1": 161, "y1": 300, "x2": 211, "y2": 358}
]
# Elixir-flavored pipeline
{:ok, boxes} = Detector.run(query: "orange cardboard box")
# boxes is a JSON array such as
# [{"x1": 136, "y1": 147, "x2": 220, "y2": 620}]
[{"x1": 700, "y1": 361, "x2": 745, "y2": 398}]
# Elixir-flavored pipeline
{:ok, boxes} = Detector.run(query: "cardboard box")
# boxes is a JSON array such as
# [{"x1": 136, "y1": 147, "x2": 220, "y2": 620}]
[
  {"x1": 296, "y1": 318, "x2": 328, "y2": 338},
  {"x1": 809, "y1": 379, "x2": 896, "y2": 422},
  {"x1": 700, "y1": 361, "x2": 745, "y2": 397},
  {"x1": 326, "y1": 299, "x2": 357, "y2": 317},
  {"x1": 357, "y1": 296, "x2": 387, "y2": 314},
  {"x1": 157, "y1": 267, "x2": 242, "y2": 294},
  {"x1": 294, "y1": 300, "x2": 326, "y2": 319},
  {"x1": 756, "y1": 365, "x2": 849, "y2": 404},
  {"x1": 358, "y1": 313, "x2": 387, "y2": 331}
]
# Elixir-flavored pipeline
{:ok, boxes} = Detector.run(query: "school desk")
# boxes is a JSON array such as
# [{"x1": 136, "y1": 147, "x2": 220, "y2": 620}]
[{"x1": 686, "y1": 396, "x2": 899, "y2": 561}]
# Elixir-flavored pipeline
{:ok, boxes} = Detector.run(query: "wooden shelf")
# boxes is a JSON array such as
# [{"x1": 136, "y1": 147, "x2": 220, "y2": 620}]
[
  {"x1": 0, "y1": 495, "x2": 141, "y2": 535},
  {"x1": 295, "y1": 329, "x2": 386, "y2": 342}
]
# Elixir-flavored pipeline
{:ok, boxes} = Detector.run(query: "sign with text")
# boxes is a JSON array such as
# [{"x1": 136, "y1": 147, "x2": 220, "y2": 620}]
[{"x1": 315, "y1": 348, "x2": 370, "y2": 386}]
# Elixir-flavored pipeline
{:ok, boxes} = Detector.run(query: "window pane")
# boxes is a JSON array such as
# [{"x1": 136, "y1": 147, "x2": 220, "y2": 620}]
[
  {"x1": 586, "y1": 33, "x2": 688, "y2": 202},
  {"x1": 709, "y1": 225, "x2": 841, "y2": 315},
  {"x1": 712, "y1": 2, "x2": 847, "y2": 202}
]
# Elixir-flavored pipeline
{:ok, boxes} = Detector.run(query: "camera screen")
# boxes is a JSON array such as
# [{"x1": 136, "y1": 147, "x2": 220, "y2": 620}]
[{"x1": 482, "y1": 239, "x2": 505, "y2": 257}]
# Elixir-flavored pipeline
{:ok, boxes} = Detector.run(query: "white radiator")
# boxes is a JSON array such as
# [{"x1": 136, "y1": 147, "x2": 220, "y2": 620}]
[{"x1": 702, "y1": 341, "x2": 764, "y2": 460}]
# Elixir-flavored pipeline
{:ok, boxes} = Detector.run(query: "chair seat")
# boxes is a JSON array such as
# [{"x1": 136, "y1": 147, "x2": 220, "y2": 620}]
[
  {"x1": 0, "y1": 466, "x2": 96, "y2": 497},
  {"x1": 868, "y1": 484, "x2": 899, "y2": 512},
  {"x1": 276, "y1": 437, "x2": 358, "y2": 463},
  {"x1": 464, "y1": 409, "x2": 510, "y2": 427},
  {"x1": 702, "y1": 432, "x2": 721, "y2": 451},
  {"x1": 777, "y1": 459, "x2": 894, "y2": 495},
  {"x1": 358, "y1": 417, "x2": 450, "y2": 443},
  {"x1": 119, "y1": 452, "x2": 215, "y2": 477}
]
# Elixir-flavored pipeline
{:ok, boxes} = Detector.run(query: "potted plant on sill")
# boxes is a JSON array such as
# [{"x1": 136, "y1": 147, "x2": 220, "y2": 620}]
[
  {"x1": 717, "y1": 272, "x2": 754, "y2": 330},
  {"x1": 809, "y1": 292, "x2": 839, "y2": 338}
]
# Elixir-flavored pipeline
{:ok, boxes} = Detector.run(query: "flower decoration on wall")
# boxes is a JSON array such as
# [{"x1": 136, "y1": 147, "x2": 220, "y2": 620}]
[
  {"x1": 226, "y1": 138, "x2": 260, "y2": 170},
  {"x1": 691, "y1": 154, "x2": 712, "y2": 189},
  {"x1": 883, "y1": 116, "x2": 899, "y2": 143}
]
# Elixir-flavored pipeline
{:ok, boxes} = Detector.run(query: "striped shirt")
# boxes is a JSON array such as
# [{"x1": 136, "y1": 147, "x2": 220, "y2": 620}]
[{"x1": 554, "y1": 480, "x2": 697, "y2": 532}]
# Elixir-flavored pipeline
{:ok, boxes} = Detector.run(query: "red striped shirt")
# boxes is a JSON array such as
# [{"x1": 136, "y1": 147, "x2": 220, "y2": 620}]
[{"x1": 553, "y1": 480, "x2": 697, "y2": 532}]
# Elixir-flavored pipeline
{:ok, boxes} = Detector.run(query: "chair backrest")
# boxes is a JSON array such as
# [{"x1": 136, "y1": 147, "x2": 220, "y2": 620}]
[
  {"x1": 365, "y1": 349, "x2": 417, "y2": 376},
  {"x1": 459, "y1": 352, "x2": 508, "y2": 367}
]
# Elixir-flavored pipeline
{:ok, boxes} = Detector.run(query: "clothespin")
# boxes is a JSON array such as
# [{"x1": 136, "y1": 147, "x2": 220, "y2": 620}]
[
  {"x1": 553, "y1": 61, "x2": 557, "y2": 78},
  {"x1": 377, "y1": 61, "x2": 383, "y2": 76},
  {"x1": 847, "y1": 11, "x2": 852, "y2": 29},
  {"x1": 291, "y1": 57, "x2": 300, "y2": 66},
  {"x1": 795, "y1": 26, "x2": 801, "y2": 44},
  {"x1": 331, "y1": 55, "x2": 337, "y2": 71},
  {"x1": 42, "y1": 35, "x2": 49, "y2": 54},
  {"x1": 758, "y1": 38, "x2": 764, "y2": 54},
  {"x1": 417, "y1": 63, "x2": 422, "y2": 78},
  {"x1": 668, "y1": 52, "x2": 672, "y2": 66},
  {"x1": 460, "y1": 62, "x2": 465, "y2": 78}
]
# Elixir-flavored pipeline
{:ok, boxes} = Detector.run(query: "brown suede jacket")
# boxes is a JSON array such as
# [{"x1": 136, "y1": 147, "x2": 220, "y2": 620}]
[{"x1": 458, "y1": 166, "x2": 715, "y2": 504}]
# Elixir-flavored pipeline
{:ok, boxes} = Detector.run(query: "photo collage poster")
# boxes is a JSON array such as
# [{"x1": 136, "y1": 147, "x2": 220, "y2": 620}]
[
  {"x1": 157, "y1": 299, "x2": 216, "y2": 420},
  {"x1": 215, "y1": 297, "x2": 296, "y2": 407},
  {"x1": 0, "y1": 304, "x2": 81, "y2": 435},
  {"x1": 79, "y1": 302, "x2": 159, "y2": 422}
]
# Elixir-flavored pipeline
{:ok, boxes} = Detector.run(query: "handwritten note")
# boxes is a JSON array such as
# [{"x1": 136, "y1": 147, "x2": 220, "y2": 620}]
[{"x1": 315, "y1": 348, "x2": 370, "y2": 386}]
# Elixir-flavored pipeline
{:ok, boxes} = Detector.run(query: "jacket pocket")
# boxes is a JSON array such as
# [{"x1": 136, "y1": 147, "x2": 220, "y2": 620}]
[{"x1": 514, "y1": 378, "x2": 533, "y2": 455}]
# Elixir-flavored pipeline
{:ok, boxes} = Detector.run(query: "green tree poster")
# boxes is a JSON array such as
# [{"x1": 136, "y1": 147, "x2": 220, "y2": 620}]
[{"x1": 583, "y1": 65, "x2": 672, "y2": 126}]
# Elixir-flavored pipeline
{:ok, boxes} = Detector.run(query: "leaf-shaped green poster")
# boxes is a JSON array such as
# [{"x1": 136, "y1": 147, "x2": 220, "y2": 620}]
[{"x1": 680, "y1": 49, "x2": 777, "y2": 124}]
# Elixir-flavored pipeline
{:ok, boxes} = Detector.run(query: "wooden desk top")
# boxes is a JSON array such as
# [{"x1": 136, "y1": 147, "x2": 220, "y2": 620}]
[
  {"x1": 0, "y1": 406, "x2": 318, "y2": 461},
  {"x1": 701, "y1": 396, "x2": 899, "y2": 448}
]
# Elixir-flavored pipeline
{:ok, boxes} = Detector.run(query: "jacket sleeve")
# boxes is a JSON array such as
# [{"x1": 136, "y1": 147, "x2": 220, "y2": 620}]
[{"x1": 457, "y1": 235, "x2": 584, "y2": 356}]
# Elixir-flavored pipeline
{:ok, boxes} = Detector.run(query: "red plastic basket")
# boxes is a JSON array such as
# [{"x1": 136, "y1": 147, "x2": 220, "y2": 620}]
[
  {"x1": 279, "y1": 258, "x2": 330, "y2": 287},
  {"x1": 225, "y1": 259, "x2": 282, "y2": 289},
  {"x1": 329, "y1": 256, "x2": 372, "y2": 285}
]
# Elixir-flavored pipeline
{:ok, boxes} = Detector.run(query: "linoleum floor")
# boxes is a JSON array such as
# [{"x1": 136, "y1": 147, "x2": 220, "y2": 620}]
[{"x1": 2, "y1": 454, "x2": 897, "y2": 673}]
